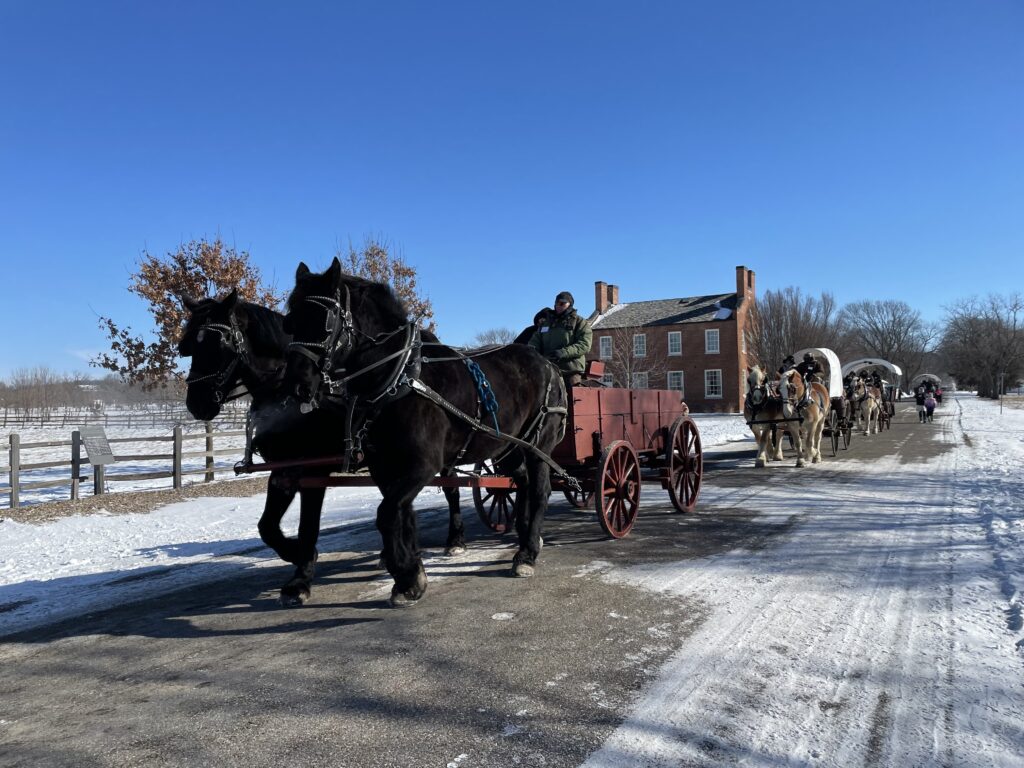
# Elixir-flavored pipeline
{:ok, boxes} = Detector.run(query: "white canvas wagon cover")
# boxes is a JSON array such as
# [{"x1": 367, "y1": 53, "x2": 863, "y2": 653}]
[
  {"x1": 793, "y1": 347, "x2": 844, "y2": 399},
  {"x1": 841, "y1": 357, "x2": 904, "y2": 383}
]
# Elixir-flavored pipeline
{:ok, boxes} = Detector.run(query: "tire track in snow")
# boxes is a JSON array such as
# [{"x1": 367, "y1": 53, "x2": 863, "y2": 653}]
[{"x1": 582, "y1": 411, "x2": 965, "y2": 767}]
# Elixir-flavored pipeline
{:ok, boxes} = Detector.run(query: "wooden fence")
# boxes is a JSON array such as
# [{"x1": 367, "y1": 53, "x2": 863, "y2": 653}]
[
  {"x1": 0, "y1": 423, "x2": 247, "y2": 508},
  {"x1": 0, "y1": 406, "x2": 247, "y2": 429}
]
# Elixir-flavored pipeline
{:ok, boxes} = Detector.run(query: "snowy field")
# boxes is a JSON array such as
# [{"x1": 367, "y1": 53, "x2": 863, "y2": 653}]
[
  {"x1": 1, "y1": 396, "x2": 1021, "y2": 765},
  {"x1": 2, "y1": 420, "x2": 249, "y2": 506}
]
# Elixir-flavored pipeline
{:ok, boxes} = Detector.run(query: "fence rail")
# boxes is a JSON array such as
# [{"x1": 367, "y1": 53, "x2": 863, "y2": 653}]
[{"x1": 1, "y1": 424, "x2": 248, "y2": 508}]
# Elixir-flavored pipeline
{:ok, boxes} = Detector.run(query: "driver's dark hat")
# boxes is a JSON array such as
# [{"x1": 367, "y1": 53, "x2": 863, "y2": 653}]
[
  {"x1": 555, "y1": 291, "x2": 574, "y2": 305},
  {"x1": 803, "y1": 352, "x2": 815, "y2": 362}
]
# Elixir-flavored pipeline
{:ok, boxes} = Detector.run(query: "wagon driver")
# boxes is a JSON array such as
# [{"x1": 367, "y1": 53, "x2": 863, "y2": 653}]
[{"x1": 529, "y1": 290, "x2": 593, "y2": 388}]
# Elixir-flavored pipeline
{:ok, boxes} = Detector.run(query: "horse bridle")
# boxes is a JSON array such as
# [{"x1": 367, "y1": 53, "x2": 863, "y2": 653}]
[
  {"x1": 184, "y1": 316, "x2": 249, "y2": 403},
  {"x1": 287, "y1": 283, "x2": 423, "y2": 410}
]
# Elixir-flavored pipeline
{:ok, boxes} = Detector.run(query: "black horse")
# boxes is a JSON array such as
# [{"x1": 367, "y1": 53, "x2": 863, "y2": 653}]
[
  {"x1": 283, "y1": 258, "x2": 568, "y2": 606},
  {"x1": 178, "y1": 289, "x2": 468, "y2": 606}
]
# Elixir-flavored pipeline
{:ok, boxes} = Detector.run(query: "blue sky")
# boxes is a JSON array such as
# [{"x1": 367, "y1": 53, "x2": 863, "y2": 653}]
[{"x1": 1, "y1": 1, "x2": 1021, "y2": 379}]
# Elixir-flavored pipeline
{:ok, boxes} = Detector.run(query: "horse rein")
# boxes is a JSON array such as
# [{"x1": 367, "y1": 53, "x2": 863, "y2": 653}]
[{"x1": 184, "y1": 318, "x2": 250, "y2": 403}]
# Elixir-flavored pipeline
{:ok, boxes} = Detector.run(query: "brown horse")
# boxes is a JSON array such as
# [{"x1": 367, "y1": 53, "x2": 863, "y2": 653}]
[
  {"x1": 851, "y1": 378, "x2": 880, "y2": 435},
  {"x1": 744, "y1": 365, "x2": 795, "y2": 467},
  {"x1": 778, "y1": 370, "x2": 830, "y2": 465}
]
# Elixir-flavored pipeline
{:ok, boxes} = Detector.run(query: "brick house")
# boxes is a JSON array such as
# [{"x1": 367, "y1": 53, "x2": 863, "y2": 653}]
[{"x1": 585, "y1": 266, "x2": 756, "y2": 413}]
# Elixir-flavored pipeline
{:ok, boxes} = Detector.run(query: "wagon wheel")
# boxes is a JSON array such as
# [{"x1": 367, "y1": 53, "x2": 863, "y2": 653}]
[
  {"x1": 471, "y1": 460, "x2": 517, "y2": 534},
  {"x1": 563, "y1": 487, "x2": 595, "y2": 509},
  {"x1": 843, "y1": 405, "x2": 854, "y2": 448},
  {"x1": 667, "y1": 415, "x2": 702, "y2": 513},
  {"x1": 595, "y1": 440, "x2": 641, "y2": 539},
  {"x1": 828, "y1": 409, "x2": 840, "y2": 457}
]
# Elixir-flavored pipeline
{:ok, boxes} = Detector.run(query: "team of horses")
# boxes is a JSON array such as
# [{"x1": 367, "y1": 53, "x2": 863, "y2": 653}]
[
  {"x1": 179, "y1": 259, "x2": 566, "y2": 609},
  {"x1": 744, "y1": 365, "x2": 830, "y2": 468},
  {"x1": 744, "y1": 362, "x2": 888, "y2": 469}
]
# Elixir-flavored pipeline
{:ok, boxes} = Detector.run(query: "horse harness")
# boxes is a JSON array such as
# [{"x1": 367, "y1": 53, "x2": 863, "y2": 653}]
[
  {"x1": 184, "y1": 314, "x2": 252, "y2": 404},
  {"x1": 283, "y1": 286, "x2": 575, "y2": 487}
]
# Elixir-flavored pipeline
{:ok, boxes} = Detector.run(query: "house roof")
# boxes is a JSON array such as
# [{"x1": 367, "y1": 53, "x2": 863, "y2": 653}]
[{"x1": 589, "y1": 292, "x2": 738, "y2": 329}]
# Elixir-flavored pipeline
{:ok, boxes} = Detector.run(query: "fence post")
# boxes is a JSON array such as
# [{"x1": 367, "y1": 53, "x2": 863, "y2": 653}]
[
  {"x1": 93, "y1": 463, "x2": 105, "y2": 496},
  {"x1": 173, "y1": 425, "x2": 183, "y2": 490},
  {"x1": 9, "y1": 433, "x2": 19, "y2": 509},
  {"x1": 205, "y1": 422, "x2": 215, "y2": 483},
  {"x1": 71, "y1": 429, "x2": 82, "y2": 501}
]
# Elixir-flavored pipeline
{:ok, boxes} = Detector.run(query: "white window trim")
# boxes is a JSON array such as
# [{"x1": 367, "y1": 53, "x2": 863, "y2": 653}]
[
  {"x1": 704, "y1": 368, "x2": 723, "y2": 399},
  {"x1": 633, "y1": 333, "x2": 647, "y2": 358},
  {"x1": 667, "y1": 331, "x2": 682, "y2": 356},
  {"x1": 632, "y1": 371, "x2": 649, "y2": 389},
  {"x1": 705, "y1": 328, "x2": 720, "y2": 354},
  {"x1": 668, "y1": 370, "x2": 685, "y2": 395},
  {"x1": 601, "y1": 373, "x2": 615, "y2": 387},
  {"x1": 599, "y1": 336, "x2": 612, "y2": 360}
]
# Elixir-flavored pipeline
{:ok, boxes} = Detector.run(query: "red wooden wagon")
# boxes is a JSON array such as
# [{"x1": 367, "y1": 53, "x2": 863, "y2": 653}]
[{"x1": 472, "y1": 362, "x2": 703, "y2": 539}]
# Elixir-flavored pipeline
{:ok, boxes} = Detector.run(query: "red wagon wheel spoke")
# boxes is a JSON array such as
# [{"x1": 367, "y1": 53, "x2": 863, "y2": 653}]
[
  {"x1": 595, "y1": 441, "x2": 640, "y2": 539},
  {"x1": 471, "y1": 461, "x2": 517, "y2": 534},
  {"x1": 668, "y1": 416, "x2": 702, "y2": 513}
]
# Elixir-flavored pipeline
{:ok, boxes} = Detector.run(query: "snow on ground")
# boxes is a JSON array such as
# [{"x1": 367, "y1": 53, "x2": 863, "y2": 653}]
[
  {"x1": 582, "y1": 393, "x2": 1024, "y2": 767},
  {"x1": 0, "y1": 413, "x2": 750, "y2": 635},
  {"x1": 2, "y1": 399, "x2": 1022, "y2": 765}
]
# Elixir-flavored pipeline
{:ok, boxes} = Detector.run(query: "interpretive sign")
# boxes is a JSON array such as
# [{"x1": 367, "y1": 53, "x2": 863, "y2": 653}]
[{"x1": 78, "y1": 425, "x2": 116, "y2": 466}]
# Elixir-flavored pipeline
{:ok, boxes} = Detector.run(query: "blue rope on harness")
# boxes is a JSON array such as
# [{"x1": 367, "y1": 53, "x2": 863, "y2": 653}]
[{"x1": 464, "y1": 359, "x2": 500, "y2": 435}]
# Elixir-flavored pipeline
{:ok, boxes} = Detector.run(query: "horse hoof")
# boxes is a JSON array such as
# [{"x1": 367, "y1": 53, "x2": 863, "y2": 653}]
[
  {"x1": 512, "y1": 562, "x2": 535, "y2": 578},
  {"x1": 445, "y1": 545, "x2": 467, "y2": 556},
  {"x1": 387, "y1": 589, "x2": 422, "y2": 608},
  {"x1": 279, "y1": 586, "x2": 310, "y2": 607},
  {"x1": 755, "y1": 459, "x2": 766, "y2": 468}
]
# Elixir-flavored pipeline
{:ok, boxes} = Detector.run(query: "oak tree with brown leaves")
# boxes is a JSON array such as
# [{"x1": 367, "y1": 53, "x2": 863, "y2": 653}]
[
  {"x1": 337, "y1": 237, "x2": 436, "y2": 333},
  {"x1": 92, "y1": 239, "x2": 282, "y2": 389}
]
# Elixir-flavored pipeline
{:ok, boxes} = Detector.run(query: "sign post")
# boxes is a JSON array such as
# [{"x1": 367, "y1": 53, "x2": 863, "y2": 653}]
[{"x1": 78, "y1": 425, "x2": 116, "y2": 496}]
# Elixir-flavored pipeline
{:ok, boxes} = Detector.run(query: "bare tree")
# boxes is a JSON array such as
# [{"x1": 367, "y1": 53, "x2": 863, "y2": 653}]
[
  {"x1": 748, "y1": 287, "x2": 847, "y2": 372},
  {"x1": 601, "y1": 326, "x2": 671, "y2": 388},
  {"x1": 337, "y1": 237, "x2": 436, "y2": 333},
  {"x1": 471, "y1": 328, "x2": 517, "y2": 346},
  {"x1": 92, "y1": 238, "x2": 282, "y2": 389},
  {"x1": 941, "y1": 293, "x2": 1024, "y2": 398},
  {"x1": 839, "y1": 299, "x2": 939, "y2": 386}
]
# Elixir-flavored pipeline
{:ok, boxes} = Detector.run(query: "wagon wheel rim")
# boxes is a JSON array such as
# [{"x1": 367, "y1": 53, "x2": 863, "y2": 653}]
[
  {"x1": 563, "y1": 487, "x2": 595, "y2": 510},
  {"x1": 596, "y1": 441, "x2": 641, "y2": 538},
  {"x1": 829, "y1": 410, "x2": 840, "y2": 456},
  {"x1": 471, "y1": 460, "x2": 517, "y2": 534},
  {"x1": 668, "y1": 416, "x2": 702, "y2": 513}
]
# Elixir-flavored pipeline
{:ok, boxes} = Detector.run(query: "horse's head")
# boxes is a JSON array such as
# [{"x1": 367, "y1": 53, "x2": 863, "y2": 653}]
[
  {"x1": 778, "y1": 369, "x2": 805, "y2": 413},
  {"x1": 282, "y1": 257, "x2": 354, "y2": 407},
  {"x1": 746, "y1": 365, "x2": 768, "y2": 408},
  {"x1": 179, "y1": 289, "x2": 247, "y2": 421}
]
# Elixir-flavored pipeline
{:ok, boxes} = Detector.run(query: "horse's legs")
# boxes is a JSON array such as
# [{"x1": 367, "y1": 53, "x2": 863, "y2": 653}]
[
  {"x1": 376, "y1": 471, "x2": 432, "y2": 607},
  {"x1": 278, "y1": 485, "x2": 326, "y2": 607},
  {"x1": 440, "y1": 470, "x2": 466, "y2": 555},
  {"x1": 257, "y1": 472, "x2": 300, "y2": 564},
  {"x1": 512, "y1": 457, "x2": 550, "y2": 578}
]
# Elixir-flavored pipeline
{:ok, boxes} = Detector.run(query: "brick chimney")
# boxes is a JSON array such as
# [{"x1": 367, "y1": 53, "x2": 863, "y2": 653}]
[
  {"x1": 595, "y1": 281, "x2": 608, "y2": 313},
  {"x1": 736, "y1": 266, "x2": 755, "y2": 303},
  {"x1": 594, "y1": 281, "x2": 621, "y2": 314}
]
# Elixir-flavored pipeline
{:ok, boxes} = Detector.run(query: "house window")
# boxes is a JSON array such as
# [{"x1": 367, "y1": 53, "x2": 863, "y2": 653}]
[
  {"x1": 633, "y1": 334, "x2": 647, "y2": 357},
  {"x1": 668, "y1": 371, "x2": 684, "y2": 394},
  {"x1": 632, "y1": 372, "x2": 649, "y2": 389},
  {"x1": 668, "y1": 331, "x2": 682, "y2": 356},
  {"x1": 599, "y1": 336, "x2": 612, "y2": 360},
  {"x1": 705, "y1": 328, "x2": 720, "y2": 354},
  {"x1": 704, "y1": 369, "x2": 723, "y2": 398},
  {"x1": 601, "y1": 373, "x2": 615, "y2": 387}
]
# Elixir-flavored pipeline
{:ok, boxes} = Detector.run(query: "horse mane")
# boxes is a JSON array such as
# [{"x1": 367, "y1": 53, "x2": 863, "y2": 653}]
[{"x1": 241, "y1": 301, "x2": 289, "y2": 358}]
